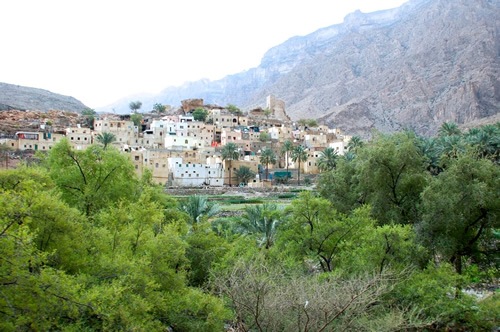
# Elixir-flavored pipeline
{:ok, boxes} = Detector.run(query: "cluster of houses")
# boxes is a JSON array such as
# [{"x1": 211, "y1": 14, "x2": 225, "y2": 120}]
[{"x1": 1, "y1": 96, "x2": 352, "y2": 187}]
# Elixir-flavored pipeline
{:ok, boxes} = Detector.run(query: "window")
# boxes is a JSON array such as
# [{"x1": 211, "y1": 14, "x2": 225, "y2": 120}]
[
  {"x1": 155, "y1": 163, "x2": 159, "y2": 168},
  {"x1": 135, "y1": 156, "x2": 139, "y2": 161}
]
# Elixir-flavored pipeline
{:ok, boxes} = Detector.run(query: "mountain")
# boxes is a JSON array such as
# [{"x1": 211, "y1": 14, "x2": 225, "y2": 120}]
[
  {"x1": 0, "y1": 82, "x2": 88, "y2": 113},
  {"x1": 108, "y1": 0, "x2": 500, "y2": 136}
]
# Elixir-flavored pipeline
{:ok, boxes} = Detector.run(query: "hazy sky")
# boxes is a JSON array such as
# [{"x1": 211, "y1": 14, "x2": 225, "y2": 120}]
[{"x1": 1, "y1": 0, "x2": 408, "y2": 108}]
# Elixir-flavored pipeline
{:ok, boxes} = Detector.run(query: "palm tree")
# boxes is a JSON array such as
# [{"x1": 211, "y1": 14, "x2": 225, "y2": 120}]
[
  {"x1": 238, "y1": 203, "x2": 282, "y2": 249},
  {"x1": 438, "y1": 122, "x2": 461, "y2": 137},
  {"x1": 235, "y1": 166, "x2": 255, "y2": 186},
  {"x1": 291, "y1": 145, "x2": 308, "y2": 186},
  {"x1": 347, "y1": 136, "x2": 364, "y2": 153},
  {"x1": 343, "y1": 151, "x2": 356, "y2": 162},
  {"x1": 129, "y1": 101, "x2": 142, "y2": 113},
  {"x1": 226, "y1": 104, "x2": 243, "y2": 125},
  {"x1": 96, "y1": 132, "x2": 116, "y2": 150},
  {"x1": 465, "y1": 125, "x2": 500, "y2": 161},
  {"x1": 260, "y1": 147, "x2": 277, "y2": 181},
  {"x1": 417, "y1": 136, "x2": 442, "y2": 175},
  {"x1": 180, "y1": 195, "x2": 219, "y2": 226},
  {"x1": 317, "y1": 147, "x2": 338, "y2": 172},
  {"x1": 221, "y1": 142, "x2": 239, "y2": 187},
  {"x1": 281, "y1": 140, "x2": 294, "y2": 176},
  {"x1": 436, "y1": 135, "x2": 466, "y2": 162}
]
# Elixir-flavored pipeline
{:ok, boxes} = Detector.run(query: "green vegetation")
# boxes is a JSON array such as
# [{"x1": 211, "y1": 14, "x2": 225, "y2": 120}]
[
  {"x1": 81, "y1": 107, "x2": 96, "y2": 128},
  {"x1": 291, "y1": 145, "x2": 308, "y2": 185},
  {"x1": 259, "y1": 147, "x2": 276, "y2": 180},
  {"x1": 234, "y1": 165, "x2": 255, "y2": 185},
  {"x1": 221, "y1": 142, "x2": 239, "y2": 187},
  {"x1": 317, "y1": 146, "x2": 338, "y2": 172},
  {"x1": 0, "y1": 122, "x2": 498, "y2": 331},
  {"x1": 153, "y1": 102, "x2": 167, "y2": 113},
  {"x1": 129, "y1": 100, "x2": 142, "y2": 113},
  {"x1": 258, "y1": 131, "x2": 271, "y2": 142},
  {"x1": 192, "y1": 107, "x2": 208, "y2": 122},
  {"x1": 95, "y1": 131, "x2": 116, "y2": 149},
  {"x1": 130, "y1": 112, "x2": 143, "y2": 128}
]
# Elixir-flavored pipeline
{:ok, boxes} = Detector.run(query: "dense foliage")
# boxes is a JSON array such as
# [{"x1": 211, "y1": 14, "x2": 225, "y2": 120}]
[{"x1": 0, "y1": 123, "x2": 498, "y2": 331}]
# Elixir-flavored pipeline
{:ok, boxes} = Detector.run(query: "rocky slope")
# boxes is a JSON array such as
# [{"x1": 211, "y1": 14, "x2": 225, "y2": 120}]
[
  {"x1": 0, "y1": 110, "x2": 84, "y2": 136},
  {"x1": 0, "y1": 82, "x2": 88, "y2": 113},
  {"x1": 119, "y1": 0, "x2": 500, "y2": 136}
]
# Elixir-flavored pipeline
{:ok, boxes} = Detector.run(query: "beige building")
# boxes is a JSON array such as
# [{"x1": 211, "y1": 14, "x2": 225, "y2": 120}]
[
  {"x1": 12, "y1": 131, "x2": 67, "y2": 151},
  {"x1": 94, "y1": 118, "x2": 136, "y2": 148},
  {"x1": 66, "y1": 127, "x2": 93, "y2": 150}
]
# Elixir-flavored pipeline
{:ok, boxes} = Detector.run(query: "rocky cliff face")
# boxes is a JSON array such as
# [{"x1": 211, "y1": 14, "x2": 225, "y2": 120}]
[
  {"x1": 117, "y1": 0, "x2": 500, "y2": 136},
  {"x1": 0, "y1": 82, "x2": 88, "y2": 113}
]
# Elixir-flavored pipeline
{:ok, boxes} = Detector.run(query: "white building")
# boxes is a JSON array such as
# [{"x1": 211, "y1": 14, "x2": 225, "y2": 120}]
[{"x1": 168, "y1": 157, "x2": 224, "y2": 187}]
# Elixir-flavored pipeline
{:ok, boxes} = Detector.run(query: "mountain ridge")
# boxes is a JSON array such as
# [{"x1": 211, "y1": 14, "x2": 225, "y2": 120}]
[
  {"x1": 0, "y1": 82, "x2": 88, "y2": 113},
  {"x1": 106, "y1": 0, "x2": 499, "y2": 137}
]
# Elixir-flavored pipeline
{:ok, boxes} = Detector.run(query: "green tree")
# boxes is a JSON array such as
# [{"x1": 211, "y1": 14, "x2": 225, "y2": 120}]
[
  {"x1": 152, "y1": 102, "x2": 166, "y2": 113},
  {"x1": 280, "y1": 192, "x2": 373, "y2": 272},
  {"x1": 347, "y1": 135, "x2": 364, "y2": 153},
  {"x1": 280, "y1": 140, "x2": 294, "y2": 175},
  {"x1": 418, "y1": 154, "x2": 500, "y2": 274},
  {"x1": 259, "y1": 131, "x2": 271, "y2": 142},
  {"x1": 317, "y1": 147, "x2": 338, "y2": 172},
  {"x1": 129, "y1": 100, "x2": 142, "y2": 113},
  {"x1": 42, "y1": 139, "x2": 138, "y2": 217},
  {"x1": 306, "y1": 119, "x2": 318, "y2": 127},
  {"x1": 318, "y1": 157, "x2": 362, "y2": 214},
  {"x1": 416, "y1": 136, "x2": 443, "y2": 175},
  {"x1": 81, "y1": 107, "x2": 96, "y2": 129},
  {"x1": 356, "y1": 132, "x2": 428, "y2": 225},
  {"x1": 438, "y1": 121, "x2": 461, "y2": 137},
  {"x1": 179, "y1": 195, "x2": 220, "y2": 226},
  {"x1": 238, "y1": 203, "x2": 283, "y2": 249},
  {"x1": 221, "y1": 142, "x2": 239, "y2": 187},
  {"x1": 260, "y1": 147, "x2": 277, "y2": 181},
  {"x1": 235, "y1": 165, "x2": 255, "y2": 185},
  {"x1": 130, "y1": 112, "x2": 143, "y2": 128},
  {"x1": 0, "y1": 144, "x2": 12, "y2": 168},
  {"x1": 184, "y1": 223, "x2": 230, "y2": 287},
  {"x1": 0, "y1": 168, "x2": 91, "y2": 330},
  {"x1": 192, "y1": 107, "x2": 208, "y2": 122},
  {"x1": 291, "y1": 145, "x2": 308, "y2": 186},
  {"x1": 464, "y1": 124, "x2": 500, "y2": 162},
  {"x1": 96, "y1": 132, "x2": 116, "y2": 150},
  {"x1": 263, "y1": 108, "x2": 272, "y2": 118},
  {"x1": 226, "y1": 104, "x2": 243, "y2": 124}
]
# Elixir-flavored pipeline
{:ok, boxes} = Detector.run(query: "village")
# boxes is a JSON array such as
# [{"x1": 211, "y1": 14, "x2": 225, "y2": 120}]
[{"x1": 1, "y1": 95, "x2": 352, "y2": 187}]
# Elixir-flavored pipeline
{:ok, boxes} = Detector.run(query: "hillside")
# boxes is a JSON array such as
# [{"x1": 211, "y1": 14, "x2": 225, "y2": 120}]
[
  {"x1": 0, "y1": 82, "x2": 88, "y2": 113},
  {"x1": 112, "y1": 0, "x2": 500, "y2": 136}
]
